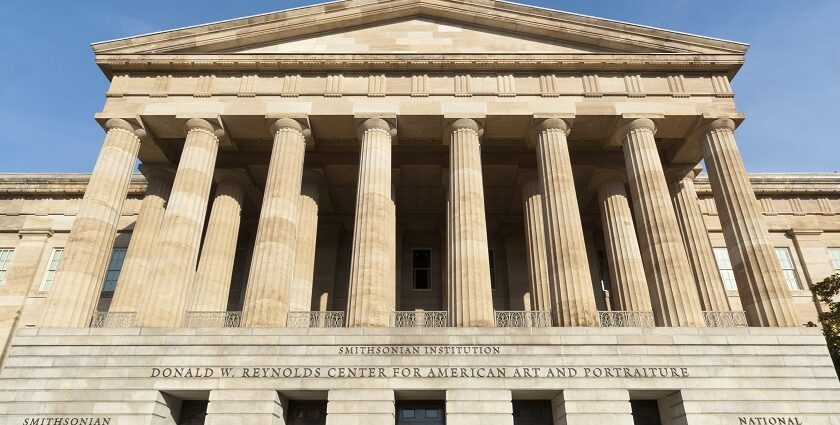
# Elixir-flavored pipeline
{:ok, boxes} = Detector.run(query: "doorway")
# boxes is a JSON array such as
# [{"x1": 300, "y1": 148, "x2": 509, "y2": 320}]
[{"x1": 512, "y1": 400, "x2": 553, "y2": 425}]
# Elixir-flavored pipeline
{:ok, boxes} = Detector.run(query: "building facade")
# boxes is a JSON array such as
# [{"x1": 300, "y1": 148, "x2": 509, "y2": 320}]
[{"x1": 1, "y1": 1, "x2": 840, "y2": 424}]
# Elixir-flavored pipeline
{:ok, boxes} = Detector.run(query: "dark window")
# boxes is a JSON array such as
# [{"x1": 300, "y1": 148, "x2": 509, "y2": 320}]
[
  {"x1": 489, "y1": 249, "x2": 496, "y2": 290},
  {"x1": 597, "y1": 250, "x2": 611, "y2": 292},
  {"x1": 412, "y1": 249, "x2": 432, "y2": 290},
  {"x1": 287, "y1": 400, "x2": 327, "y2": 425}
]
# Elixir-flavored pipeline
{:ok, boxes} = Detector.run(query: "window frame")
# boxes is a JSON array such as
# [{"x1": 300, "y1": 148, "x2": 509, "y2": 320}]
[
  {"x1": 410, "y1": 248, "x2": 433, "y2": 292},
  {"x1": 829, "y1": 247, "x2": 840, "y2": 274},
  {"x1": 101, "y1": 248, "x2": 127, "y2": 294},
  {"x1": 712, "y1": 247, "x2": 739, "y2": 291},
  {"x1": 0, "y1": 248, "x2": 14, "y2": 283},
  {"x1": 39, "y1": 248, "x2": 65, "y2": 292},
  {"x1": 774, "y1": 247, "x2": 802, "y2": 291}
]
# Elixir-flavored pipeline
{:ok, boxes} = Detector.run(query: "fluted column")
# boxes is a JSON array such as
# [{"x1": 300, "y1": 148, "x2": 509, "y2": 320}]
[
  {"x1": 446, "y1": 118, "x2": 495, "y2": 327},
  {"x1": 109, "y1": 165, "x2": 172, "y2": 313},
  {"x1": 620, "y1": 118, "x2": 704, "y2": 327},
  {"x1": 289, "y1": 182, "x2": 320, "y2": 312},
  {"x1": 242, "y1": 118, "x2": 308, "y2": 327},
  {"x1": 521, "y1": 180, "x2": 552, "y2": 312},
  {"x1": 701, "y1": 119, "x2": 797, "y2": 326},
  {"x1": 534, "y1": 118, "x2": 598, "y2": 326},
  {"x1": 41, "y1": 119, "x2": 141, "y2": 327},
  {"x1": 137, "y1": 118, "x2": 220, "y2": 327},
  {"x1": 597, "y1": 179, "x2": 653, "y2": 312},
  {"x1": 188, "y1": 170, "x2": 247, "y2": 313},
  {"x1": 346, "y1": 118, "x2": 396, "y2": 327},
  {"x1": 671, "y1": 173, "x2": 731, "y2": 312}
]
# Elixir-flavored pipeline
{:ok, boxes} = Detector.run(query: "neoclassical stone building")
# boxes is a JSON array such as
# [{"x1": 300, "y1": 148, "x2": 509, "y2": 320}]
[{"x1": 1, "y1": 1, "x2": 839, "y2": 424}]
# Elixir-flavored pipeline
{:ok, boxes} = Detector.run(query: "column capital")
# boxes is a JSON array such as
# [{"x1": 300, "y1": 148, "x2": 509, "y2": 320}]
[
  {"x1": 533, "y1": 117, "x2": 572, "y2": 134},
  {"x1": 607, "y1": 116, "x2": 661, "y2": 148},
  {"x1": 103, "y1": 118, "x2": 145, "y2": 139},
  {"x1": 138, "y1": 164, "x2": 174, "y2": 183},
  {"x1": 184, "y1": 118, "x2": 225, "y2": 140},
  {"x1": 356, "y1": 117, "x2": 396, "y2": 142},
  {"x1": 214, "y1": 169, "x2": 251, "y2": 187},
  {"x1": 699, "y1": 117, "x2": 737, "y2": 134}
]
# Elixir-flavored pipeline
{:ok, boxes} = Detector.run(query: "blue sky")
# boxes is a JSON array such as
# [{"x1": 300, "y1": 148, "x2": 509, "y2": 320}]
[{"x1": 1, "y1": 1, "x2": 838, "y2": 173}]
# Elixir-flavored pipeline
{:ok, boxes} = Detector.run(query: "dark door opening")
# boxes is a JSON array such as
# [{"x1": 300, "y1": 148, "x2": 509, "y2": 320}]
[
  {"x1": 287, "y1": 400, "x2": 328, "y2": 425},
  {"x1": 512, "y1": 400, "x2": 553, "y2": 425},
  {"x1": 177, "y1": 400, "x2": 208, "y2": 425},
  {"x1": 631, "y1": 400, "x2": 663, "y2": 425},
  {"x1": 396, "y1": 400, "x2": 445, "y2": 425}
]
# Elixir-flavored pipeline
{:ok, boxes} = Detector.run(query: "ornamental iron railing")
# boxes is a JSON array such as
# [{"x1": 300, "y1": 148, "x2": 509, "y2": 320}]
[
  {"x1": 703, "y1": 311, "x2": 748, "y2": 328},
  {"x1": 287, "y1": 311, "x2": 345, "y2": 328},
  {"x1": 391, "y1": 311, "x2": 449, "y2": 327},
  {"x1": 494, "y1": 311, "x2": 552, "y2": 328},
  {"x1": 598, "y1": 311, "x2": 655, "y2": 327},
  {"x1": 183, "y1": 311, "x2": 242, "y2": 328},
  {"x1": 90, "y1": 311, "x2": 136, "y2": 328}
]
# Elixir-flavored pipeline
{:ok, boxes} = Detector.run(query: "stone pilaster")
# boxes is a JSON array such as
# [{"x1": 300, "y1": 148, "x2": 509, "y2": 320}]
[
  {"x1": 289, "y1": 181, "x2": 320, "y2": 312},
  {"x1": 534, "y1": 118, "x2": 598, "y2": 326},
  {"x1": 41, "y1": 118, "x2": 142, "y2": 327},
  {"x1": 554, "y1": 389, "x2": 634, "y2": 425},
  {"x1": 109, "y1": 165, "x2": 172, "y2": 313},
  {"x1": 521, "y1": 180, "x2": 552, "y2": 312},
  {"x1": 0, "y1": 218, "x2": 52, "y2": 357},
  {"x1": 597, "y1": 179, "x2": 653, "y2": 312},
  {"x1": 205, "y1": 389, "x2": 287, "y2": 425},
  {"x1": 701, "y1": 118, "x2": 798, "y2": 326},
  {"x1": 671, "y1": 172, "x2": 731, "y2": 312},
  {"x1": 446, "y1": 118, "x2": 495, "y2": 327},
  {"x1": 346, "y1": 118, "x2": 396, "y2": 327},
  {"x1": 188, "y1": 170, "x2": 248, "y2": 313},
  {"x1": 137, "y1": 118, "x2": 220, "y2": 327},
  {"x1": 620, "y1": 118, "x2": 704, "y2": 326},
  {"x1": 242, "y1": 118, "x2": 308, "y2": 327},
  {"x1": 325, "y1": 389, "x2": 394, "y2": 425},
  {"x1": 447, "y1": 389, "x2": 514, "y2": 425}
]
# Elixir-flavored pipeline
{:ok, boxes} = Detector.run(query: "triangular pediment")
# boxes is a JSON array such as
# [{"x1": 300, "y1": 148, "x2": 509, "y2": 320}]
[
  {"x1": 92, "y1": 0, "x2": 748, "y2": 56},
  {"x1": 229, "y1": 17, "x2": 618, "y2": 54}
]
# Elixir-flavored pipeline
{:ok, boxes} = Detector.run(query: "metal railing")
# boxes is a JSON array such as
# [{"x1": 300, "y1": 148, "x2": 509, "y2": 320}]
[
  {"x1": 90, "y1": 311, "x2": 136, "y2": 328},
  {"x1": 391, "y1": 311, "x2": 449, "y2": 327},
  {"x1": 183, "y1": 311, "x2": 242, "y2": 328},
  {"x1": 703, "y1": 311, "x2": 748, "y2": 327},
  {"x1": 494, "y1": 311, "x2": 552, "y2": 328},
  {"x1": 598, "y1": 311, "x2": 655, "y2": 327},
  {"x1": 287, "y1": 311, "x2": 345, "y2": 328}
]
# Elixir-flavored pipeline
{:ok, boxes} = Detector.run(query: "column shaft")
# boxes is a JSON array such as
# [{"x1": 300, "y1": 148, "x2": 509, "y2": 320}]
[
  {"x1": 701, "y1": 119, "x2": 798, "y2": 326},
  {"x1": 597, "y1": 180, "x2": 653, "y2": 312},
  {"x1": 242, "y1": 119, "x2": 307, "y2": 327},
  {"x1": 346, "y1": 118, "x2": 396, "y2": 327},
  {"x1": 622, "y1": 119, "x2": 704, "y2": 326},
  {"x1": 671, "y1": 175, "x2": 731, "y2": 312},
  {"x1": 535, "y1": 119, "x2": 598, "y2": 326},
  {"x1": 189, "y1": 178, "x2": 245, "y2": 312},
  {"x1": 521, "y1": 180, "x2": 552, "y2": 312},
  {"x1": 41, "y1": 119, "x2": 141, "y2": 327},
  {"x1": 109, "y1": 169, "x2": 171, "y2": 313},
  {"x1": 289, "y1": 184, "x2": 320, "y2": 312},
  {"x1": 446, "y1": 119, "x2": 495, "y2": 327},
  {"x1": 138, "y1": 119, "x2": 219, "y2": 327}
]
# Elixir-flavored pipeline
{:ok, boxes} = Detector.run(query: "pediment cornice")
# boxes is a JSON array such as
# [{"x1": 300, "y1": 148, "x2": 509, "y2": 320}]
[{"x1": 91, "y1": 0, "x2": 748, "y2": 58}]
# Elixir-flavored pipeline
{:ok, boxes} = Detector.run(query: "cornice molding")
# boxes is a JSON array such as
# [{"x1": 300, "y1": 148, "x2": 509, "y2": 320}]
[{"x1": 95, "y1": 53, "x2": 745, "y2": 77}]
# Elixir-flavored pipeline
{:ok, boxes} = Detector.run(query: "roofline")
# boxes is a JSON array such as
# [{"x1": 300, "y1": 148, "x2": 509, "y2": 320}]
[
  {"x1": 92, "y1": 0, "x2": 748, "y2": 49},
  {"x1": 91, "y1": 0, "x2": 344, "y2": 47},
  {"x1": 90, "y1": 0, "x2": 749, "y2": 56}
]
